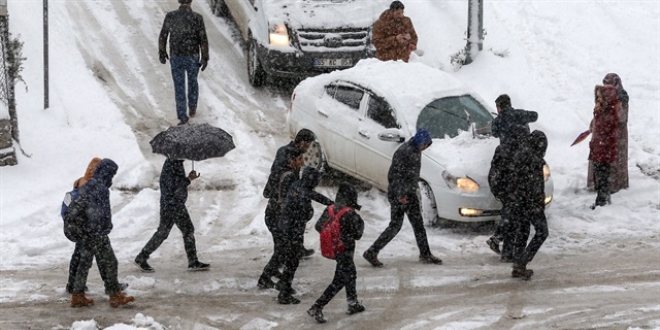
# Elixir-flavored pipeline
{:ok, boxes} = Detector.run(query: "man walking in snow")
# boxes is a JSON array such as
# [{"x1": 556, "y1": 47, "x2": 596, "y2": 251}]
[
  {"x1": 70, "y1": 159, "x2": 135, "y2": 308},
  {"x1": 159, "y1": 0, "x2": 209, "y2": 126},
  {"x1": 134, "y1": 158, "x2": 209, "y2": 272},
  {"x1": 363, "y1": 128, "x2": 442, "y2": 267},
  {"x1": 373, "y1": 1, "x2": 418, "y2": 62}
]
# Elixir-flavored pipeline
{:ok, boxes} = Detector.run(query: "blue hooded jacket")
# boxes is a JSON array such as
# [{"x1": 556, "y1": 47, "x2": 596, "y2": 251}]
[{"x1": 80, "y1": 159, "x2": 118, "y2": 236}]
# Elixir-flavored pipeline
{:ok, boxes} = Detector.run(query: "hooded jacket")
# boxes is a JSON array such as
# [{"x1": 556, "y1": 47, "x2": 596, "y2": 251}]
[
  {"x1": 387, "y1": 138, "x2": 425, "y2": 204},
  {"x1": 315, "y1": 182, "x2": 364, "y2": 253},
  {"x1": 372, "y1": 9, "x2": 418, "y2": 62},
  {"x1": 73, "y1": 157, "x2": 102, "y2": 189},
  {"x1": 80, "y1": 159, "x2": 118, "y2": 236},
  {"x1": 491, "y1": 106, "x2": 538, "y2": 146},
  {"x1": 263, "y1": 142, "x2": 298, "y2": 199},
  {"x1": 279, "y1": 167, "x2": 333, "y2": 236},
  {"x1": 160, "y1": 159, "x2": 191, "y2": 208},
  {"x1": 159, "y1": 5, "x2": 209, "y2": 60}
]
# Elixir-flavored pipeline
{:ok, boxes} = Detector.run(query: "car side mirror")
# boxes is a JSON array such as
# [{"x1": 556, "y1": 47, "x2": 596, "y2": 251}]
[{"x1": 378, "y1": 128, "x2": 405, "y2": 143}]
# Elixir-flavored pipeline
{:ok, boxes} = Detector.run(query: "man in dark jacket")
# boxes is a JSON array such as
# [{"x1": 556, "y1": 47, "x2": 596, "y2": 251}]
[
  {"x1": 276, "y1": 167, "x2": 333, "y2": 304},
  {"x1": 257, "y1": 148, "x2": 304, "y2": 289},
  {"x1": 159, "y1": 0, "x2": 209, "y2": 126},
  {"x1": 135, "y1": 158, "x2": 209, "y2": 272},
  {"x1": 71, "y1": 159, "x2": 135, "y2": 308},
  {"x1": 363, "y1": 128, "x2": 442, "y2": 267},
  {"x1": 491, "y1": 94, "x2": 538, "y2": 146},
  {"x1": 373, "y1": 1, "x2": 418, "y2": 62},
  {"x1": 307, "y1": 182, "x2": 365, "y2": 324}
]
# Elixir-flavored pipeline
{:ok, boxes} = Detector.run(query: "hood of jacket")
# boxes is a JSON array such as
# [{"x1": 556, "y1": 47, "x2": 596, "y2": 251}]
[
  {"x1": 93, "y1": 159, "x2": 118, "y2": 188},
  {"x1": 300, "y1": 166, "x2": 322, "y2": 189},
  {"x1": 529, "y1": 130, "x2": 548, "y2": 158},
  {"x1": 335, "y1": 182, "x2": 361, "y2": 211}
]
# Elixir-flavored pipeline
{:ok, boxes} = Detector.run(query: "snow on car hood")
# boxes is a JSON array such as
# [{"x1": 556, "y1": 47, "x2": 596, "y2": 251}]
[
  {"x1": 424, "y1": 131, "x2": 499, "y2": 186},
  {"x1": 264, "y1": 0, "x2": 389, "y2": 28}
]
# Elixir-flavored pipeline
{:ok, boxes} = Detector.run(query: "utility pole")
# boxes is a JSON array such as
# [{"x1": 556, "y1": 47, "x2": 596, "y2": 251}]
[
  {"x1": 43, "y1": 0, "x2": 48, "y2": 109},
  {"x1": 464, "y1": 0, "x2": 484, "y2": 65}
]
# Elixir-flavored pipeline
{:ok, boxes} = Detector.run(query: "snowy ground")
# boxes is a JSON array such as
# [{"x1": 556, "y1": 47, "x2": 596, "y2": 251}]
[{"x1": 1, "y1": 0, "x2": 659, "y2": 329}]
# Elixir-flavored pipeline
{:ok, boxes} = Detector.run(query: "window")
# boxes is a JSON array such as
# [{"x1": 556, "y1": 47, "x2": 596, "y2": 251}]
[
  {"x1": 333, "y1": 85, "x2": 363, "y2": 110},
  {"x1": 367, "y1": 96, "x2": 398, "y2": 128},
  {"x1": 324, "y1": 84, "x2": 336, "y2": 98},
  {"x1": 417, "y1": 95, "x2": 493, "y2": 139}
]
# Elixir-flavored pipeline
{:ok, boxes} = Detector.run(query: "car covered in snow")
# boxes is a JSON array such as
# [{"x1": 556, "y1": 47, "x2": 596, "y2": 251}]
[
  {"x1": 287, "y1": 59, "x2": 554, "y2": 225},
  {"x1": 208, "y1": 0, "x2": 389, "y2": 86}
]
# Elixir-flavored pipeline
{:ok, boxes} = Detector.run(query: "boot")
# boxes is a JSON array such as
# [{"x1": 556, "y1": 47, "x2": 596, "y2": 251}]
[
  {"x1": 307, "y1": 304, "x2": 327, "y2": 323},
  {"x1": 71, "y1": 293, "x2": 94, "y2": 307},
  {"x1": 109, "y1": 290, "x2": 135, "y2": 308},
  {"x1": 419, "y1": 254, "x2": 443, "y2": 265},
  {"x1": 347, "y1": 301, "x2": 366, "y2": 315},
  {"x1": 257, "y1": 276, "x2": 275, "y2": 289},
  {"x1": 277, "y1": 293, "x2": 300, "y2": 305},
  {"x1": 512, "y1": 263, "x2": 534, "y2": 280},
  {"x1": 486, "y1": 238, "x2": 501, "y2": 255},
  {"x1": 363, "y1": 249, "x2": 384, "y2": 268},
  {"x1": 189, "y1": 106, "x2": 197, "y2": 117},
  {"x1": 275, "y1": 281, "x2": 297, "y2": 295}
]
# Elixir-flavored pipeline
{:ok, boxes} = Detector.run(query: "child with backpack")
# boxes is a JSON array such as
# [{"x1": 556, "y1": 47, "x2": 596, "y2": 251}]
[{"x1": 307, "y1": 182, "x2": 365, "y2": 323}]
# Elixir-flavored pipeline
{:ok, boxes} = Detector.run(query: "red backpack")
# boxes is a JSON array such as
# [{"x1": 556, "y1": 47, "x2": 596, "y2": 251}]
[{"x1": 320, "y1": 205, "x2": 352, "y2": 259}]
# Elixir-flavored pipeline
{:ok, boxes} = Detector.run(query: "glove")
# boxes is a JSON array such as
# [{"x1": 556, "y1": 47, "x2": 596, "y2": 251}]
[
  {"x1": 200, "y1": 58, "x2": 208, "y2": 71},
  {"x1": 159, "y1": 51, "x2": 168, "y2": 64}
]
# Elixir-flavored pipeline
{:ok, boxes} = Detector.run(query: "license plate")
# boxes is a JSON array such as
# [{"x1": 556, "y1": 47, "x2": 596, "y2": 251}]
[{"x1": 314, "y1": 58, "x2": 352, "y2": 68}]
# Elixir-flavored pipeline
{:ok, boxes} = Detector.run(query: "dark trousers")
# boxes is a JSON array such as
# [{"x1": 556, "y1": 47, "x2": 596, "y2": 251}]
[
  {"x1": 260, "y1": 199, "x2": 286, "y2": 280},
  {"x1": 594, "y1": 162, "x2": 611, "y2": 206},
  {"x1": 170, "y1": 55, "x2": 200, "y2": 122},
  {"x1": 138, "y1": 206, "x2": 198, "y2": 266},
  {"x1": 499, "y1": 204, "x2": 516, "y2": 259},
  {"x1": 314, "y1": 251, "x2": 358, "y2": 307},
  {"x1": 278, "y1": 232, "x2": 304, "y2": 296},
  {"x1": 514, "y1": 209, "x2": 549, "y2": 266},
  {"x1": 73, "y1": 235, "x2": 120, "y2": 295},
  {"x1": 369, "y1": 199, "x2": 431, "y2": 256},
  {"x1": 67, "y1": 241, "x2": 109, "y2": 291}
]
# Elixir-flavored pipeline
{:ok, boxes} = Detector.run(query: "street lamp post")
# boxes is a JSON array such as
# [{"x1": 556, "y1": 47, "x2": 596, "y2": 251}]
[
  {"x1": 43, "y1": 0, "x2": 48, "y2": 109},
  {"x1": 464, "y1": 0, "x2": 484, "y2": 65}
]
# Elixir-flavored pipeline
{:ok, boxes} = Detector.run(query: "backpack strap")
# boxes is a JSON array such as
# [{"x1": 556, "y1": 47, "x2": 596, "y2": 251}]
[{"x1": 335, "y1": 207, "x2": 352, "y2": 220}]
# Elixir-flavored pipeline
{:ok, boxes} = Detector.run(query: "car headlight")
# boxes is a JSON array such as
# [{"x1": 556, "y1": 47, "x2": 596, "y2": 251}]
[
  {"x1": 543, "y1": 164, "x2": 551, "y2": 182},
  {"x1": 269, "y1": 23, "x2": 289, "y2": 46},
  {"x1": 442, "y1": 171, "x2": 479, "y2": 192}
]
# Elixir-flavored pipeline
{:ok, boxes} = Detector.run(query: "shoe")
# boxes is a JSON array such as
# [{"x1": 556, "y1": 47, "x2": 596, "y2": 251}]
[
  {"x1": 300, "y1": 247, "x2": 315, "y2": 259},
  {"x1": 500, "y1": 255, "x2": 514, "y2": 263},
  {"x1": 307, "y1": 305, "x2": 327, "y2": 323},
  {"x1": 257, "y1": 277, "x2": 275, "y2": 289},
  {"x1": 347, "y1": 301, "x2": 366, "y2": 315},
  {"x1": 486, "y1": 238, "x2": 501, "y2": 255},
  {"x1": 109, "y1": 290, "x2": 135, "y2": 308},
  {"x1": 512, "y1": 263, "x2": 534, "y2": 280},
  {"x1": 134, "y1": 257, "x2": 154, "y2": 273},
  {"x1": 419, "y1": 254, "x2": 443, "y2": 265},
  {"x1": 363, "y1": 249, "x2": 384, "y2": 268},
  {"x1": 177, "y1": 118, "x2": 189, "y2": 126},
  {"x1": 188, "y1": 261, "x2": 211, "y2": 271},
  {"x1": 277, "y1": 294, "x2": 301, "y2": 305},
  {"x1": 275, "y1": 281, "x2": 297, "y2": 295},
  {"x1": 71, "y1": 293, "x2": 94, "y2": 307},
  {"x1": 189, "y1": 106, "x2": 197, "y2": 117},
  {"x1": 105, "y1": 282, "x2": 129, "y2": 295}
]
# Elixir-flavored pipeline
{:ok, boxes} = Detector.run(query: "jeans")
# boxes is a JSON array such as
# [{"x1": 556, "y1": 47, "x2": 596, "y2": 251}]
[
  {"x1": 170, "y1": 55, "x2": 200, "y2": 122},
  {"x1": 73, "y1": 235, "x2": 120, "y2": 295},
  {"x1": 67, "y1": 241, "x2": 109, "y2": 291},
  {"x1": 260, "y1": 199, "x2": 286, "y2": 280},
  {"x1": 137, "y1": 206, "x2": 198, "y2": 266},
  {"x1": 369, "y1": 197, "x2": 431, "y2": 257}
]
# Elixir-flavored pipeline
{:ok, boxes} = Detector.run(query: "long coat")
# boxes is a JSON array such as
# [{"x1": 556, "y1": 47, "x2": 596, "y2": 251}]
[
  {"x1": 588, "y1": 86, "x2": 619, "y2": 164},
  {"x1": 372, "y1": 9, "x2": 418, "y2": 62},
  {"x1": 81, "y1": 159, "x2": 118, "y2": 237}
]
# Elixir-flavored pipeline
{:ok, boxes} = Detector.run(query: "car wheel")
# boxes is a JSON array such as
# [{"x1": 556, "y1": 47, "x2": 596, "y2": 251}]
[
  {"x1": 247, "y1": 36, "x2": 267, "y2": 87},
  {"x1": 303, "y1": 140, "x2": 327, "y2": 172},
  {"x1": 211, "y1": 0, "x2": 229, "y2": 17},
  {"x1": 418, "y1": 181, "x2": 453, "y2": 228}
]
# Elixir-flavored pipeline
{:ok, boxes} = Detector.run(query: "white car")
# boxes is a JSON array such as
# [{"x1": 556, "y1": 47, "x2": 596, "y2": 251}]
[
  {"x1": 287, "y1": 59, "x2": 554, "y2": 225},
  {"x1": 208, "y1": 0, "x2": 390, "y2": 86}
]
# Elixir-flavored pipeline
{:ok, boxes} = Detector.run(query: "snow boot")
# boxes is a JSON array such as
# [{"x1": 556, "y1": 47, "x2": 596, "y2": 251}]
[
  {"x1": 275, "y1": 281, "x2": 297, "y2": 295},
  {"x1": 307, "y1": 304, "x2": 327, "y2": 323},
  {"x1": 419, "y1": 254, "x2": 443, "y2": 265},
  {"x1": 109, "y1": 290, "x2": 135, "y2": 308},
  {"x1": 512, "y1": 263, "x2": 534, "y2": 280},
  {"x1": 347, "y1": 301, "x2": 366, "y2": 315},
  {"x1": 363, "y1": 249, "x2": 384, "y2": 268},
  {"x1": 278, "y1": 293, "x2": 301, "y2": 305},
  {"x1": 486, "y1": 238, "x2": 501, "y2": 255},
  {"x1": 70, "y1": 293, "x2": 94, "y2": 307}
]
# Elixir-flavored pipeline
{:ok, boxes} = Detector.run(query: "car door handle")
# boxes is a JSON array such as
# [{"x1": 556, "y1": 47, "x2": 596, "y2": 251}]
[
  {"x1": 317, "y1": 109, "x2": 329, "y2": 118},
  {"x1": 359, "y1": 130, "x2": 370, "y2": 139}
]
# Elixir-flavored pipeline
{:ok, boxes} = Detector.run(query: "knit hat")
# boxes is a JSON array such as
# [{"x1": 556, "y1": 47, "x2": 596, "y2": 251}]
[{"x1": 411, "y1": 128, "x2": 432, "y2": 148}]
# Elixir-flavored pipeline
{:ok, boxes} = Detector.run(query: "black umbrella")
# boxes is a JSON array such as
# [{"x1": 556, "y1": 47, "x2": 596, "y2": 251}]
[{"x1": 150, "y1": 123, "x2": 235, "y2": 162}]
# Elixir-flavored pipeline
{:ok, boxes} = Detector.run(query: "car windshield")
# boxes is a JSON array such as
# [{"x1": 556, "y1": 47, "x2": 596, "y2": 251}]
[{"x1": 416, "y1": 95, "x2": 493, "y2": 139}]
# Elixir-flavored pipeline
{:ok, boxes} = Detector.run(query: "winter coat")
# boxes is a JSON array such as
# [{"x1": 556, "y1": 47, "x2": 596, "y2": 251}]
[
  {"x1": 73, "y1": 157, "x2": 102, "y2": 189},
  {"x1": 372, "y1": 9, "x2": 418, "y2": 62},
  {"x1": 315, "y1": 182, "x2": 364, "y2": 253},
  {"x1": 263, "y1": 142, "x2": 297, "y2": 199},
  {"x1": 279, "y1": 167, "x2": 333, "y2": 237},
  {"x1": 491, "y1": 106, "x2": 538, "y2": 146},
  {"x1": 159, "y1": 6, "x2": 209, "y2": 60},
  {"x1": 387, "y1": 140, "x2": 422, "y2": 203},
  {"x1": 278, "y1": 170, "x2": 299, "y2": 206},
  {"x1": 589, "y1": 85, "x2": 619, "y2": 164},
  {"x1": 80, "y1": 159, "x2": 118, "y2": 237},
  {"x1": 160, "y1": 159, "x2": 191, "y2": 208}
]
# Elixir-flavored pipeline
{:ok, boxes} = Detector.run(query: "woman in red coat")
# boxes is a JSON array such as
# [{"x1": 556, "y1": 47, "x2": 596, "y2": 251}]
[{"x1": 589, "y1": 85, "x2": 620, "y2": 209}]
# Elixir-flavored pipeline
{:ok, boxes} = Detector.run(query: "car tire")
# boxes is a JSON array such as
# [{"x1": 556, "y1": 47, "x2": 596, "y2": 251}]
[
  {"x1": 418, "y1": 181, "x2": 453, "y2": 228},
  {"x1": 247, "y1": 35, "x2": 267, "y2": 87},
  {"x1": 211, "y1": 0, "x2": 229, "y2": 17}
]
